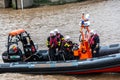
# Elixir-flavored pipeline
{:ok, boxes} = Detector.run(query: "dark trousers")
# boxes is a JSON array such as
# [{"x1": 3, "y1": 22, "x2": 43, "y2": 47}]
[
  {"x1": 49, "y1": 48, "x2": 56, "y2": 61},
  {"x1": 91, "y1": 46, "x2": 100, "y2": 57},
  {"x1": 64, "y1": 50, "x2": 74, "y2": 60}
]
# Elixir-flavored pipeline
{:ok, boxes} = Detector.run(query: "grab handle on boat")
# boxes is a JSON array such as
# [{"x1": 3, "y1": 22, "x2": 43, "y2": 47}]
[
  {"x1": 62, "y1": 53, "x2": 65, "y2": 61},
  {"x1": 47, "y1": 51, "x2": 51, "y2": 61}
]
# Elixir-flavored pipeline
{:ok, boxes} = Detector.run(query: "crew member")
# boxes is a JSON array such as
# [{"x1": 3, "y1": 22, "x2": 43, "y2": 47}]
[
  {"x1": 89, "y1": 30, "x2": 100, "y2": 57},
  {"x1": 12, "y1": 45, "x2": 18, "y2": 53},
  {"x1": 63, "y1": 36, "x2": 74, "y2": 60},
  {"x1": 46, "y1": 31, "x2": 59, "y2": 60},
  {"x1": 54, "y1": 29, "x2": 64, "y2": 50}
]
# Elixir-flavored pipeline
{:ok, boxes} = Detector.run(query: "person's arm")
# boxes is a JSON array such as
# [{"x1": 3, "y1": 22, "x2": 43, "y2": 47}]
[
  {"x1": 46, "y1": 37, "x2": 50, "y2": 48},
  {"x1": 95, "y1": 36, "x2": 100, "y2": 48},
  {"x1": 93, "y1": 36, "x2": 100, "y2": 52},
  {"x1": 60, "y1": 34, "x2": 64, "y2": 41},
  {"x1": 82, "y1": 13, "x2": 85, "y2": 20}
]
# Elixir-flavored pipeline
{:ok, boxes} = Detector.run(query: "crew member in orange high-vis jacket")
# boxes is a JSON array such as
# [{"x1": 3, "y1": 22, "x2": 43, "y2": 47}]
[{"x1": 73, "y1": 31, "x2": 92, "y2": 60}]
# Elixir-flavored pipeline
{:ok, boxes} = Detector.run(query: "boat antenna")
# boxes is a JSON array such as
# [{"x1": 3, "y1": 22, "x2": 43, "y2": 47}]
[{"x1": 20, "y1": 0, "x2": 24, "y2": 28}]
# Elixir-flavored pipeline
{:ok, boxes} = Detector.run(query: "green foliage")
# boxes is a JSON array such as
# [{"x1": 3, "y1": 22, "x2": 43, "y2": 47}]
[
  {"x1": 48, "y1": 0, "x2": 65, "y2": 5},
  {"x1": 33, "y1": 0, "x2": 50, "y2": 6},
  {"x1": 12, "y1": 3, "x2": 16, "y2": 9},
  {"x1": 33, "y1": 0, "x2": 86, "y2": 6},
  {"x1": 77, "y1": 0, "x2": 86, "y2": 2}
]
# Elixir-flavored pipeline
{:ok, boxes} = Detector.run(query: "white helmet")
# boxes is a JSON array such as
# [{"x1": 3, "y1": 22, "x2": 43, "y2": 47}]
[
  {"x1": 85, "y1": 14, "x2": 90, "y2": 20},
  {"x1": 54, "y1": 29, "x2": 59, "y2": 33},
  {"x1": 65, "y1": 35, "x2": 70, "y2": 40},
  {"x1": 90, "y1": 30, "x2": 96, "y2": 35},
  {"x1": 50, "y1": 31, "x2": 54, "y2": 34},
  {"x1": 50, "y1": 31, "x2": 54, "y2": 36}
]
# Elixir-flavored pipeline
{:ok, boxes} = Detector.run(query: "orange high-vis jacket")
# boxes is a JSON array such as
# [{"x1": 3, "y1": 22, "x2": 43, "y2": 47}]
[{"x1": 79, "y1": 41, "x2": 92, "y2": 59}]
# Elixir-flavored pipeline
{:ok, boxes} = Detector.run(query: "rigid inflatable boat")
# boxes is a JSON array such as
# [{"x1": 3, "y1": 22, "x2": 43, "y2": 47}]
[
  {"x1": 1, "y1": 44, "x2": 120, "y2": 74},
  {"x1": 1, "y1": 29, "x2": 120, "y2": 74}
]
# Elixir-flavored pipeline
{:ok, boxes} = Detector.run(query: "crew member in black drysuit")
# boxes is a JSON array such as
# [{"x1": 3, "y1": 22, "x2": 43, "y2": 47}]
[
  {"x1": 89, "y1": 30, "x2": 100, "y2": 57},
  {"x1": 46, "y1": 31, "x2": 59, "y2": 61},
  {"x1": 54, "y1": 29, "x2": 64, "y2": 51}
]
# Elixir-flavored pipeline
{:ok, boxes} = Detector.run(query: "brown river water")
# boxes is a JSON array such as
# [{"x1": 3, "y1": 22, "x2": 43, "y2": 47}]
[{"x1": 0, "y1": 0, "x2": 120, "y2": 80}]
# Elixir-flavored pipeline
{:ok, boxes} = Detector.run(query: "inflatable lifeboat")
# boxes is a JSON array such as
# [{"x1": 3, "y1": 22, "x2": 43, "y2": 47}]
[{"x1": 1, "y1": 29, "x2": 120, "y2": 74}]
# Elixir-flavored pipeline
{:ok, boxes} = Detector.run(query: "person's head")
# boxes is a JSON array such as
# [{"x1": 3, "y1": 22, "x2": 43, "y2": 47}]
[
  {"x1": 65, "y1": 35, "x2": 70, "y2": 42},
  {"x1": 12, "y1": 45, "x2": 18, "y2": 52},
  {"x1": 90, "y1": 30, "x2": 95, "y2": 36},
  {"x1": 82, "y1": 12, "x2": 84, "y2": 16},
  {"x1": 54, "y1": 29, "x2": 59, "y2": 35},
  {"x1": 50, "y1": 31, "x2": 54, "y2": 37}
]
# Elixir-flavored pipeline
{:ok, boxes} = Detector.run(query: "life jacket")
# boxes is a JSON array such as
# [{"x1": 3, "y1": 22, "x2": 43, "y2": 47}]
[
  {"x1": 89, "y1": 34, "x2": 98, "y2": 46},
  {"x1": 56, "y1": 33, "x2": 63, "y2": 41},
  {"x1": 89, "y1": 36, "x2": 94, "y2": 46},
  {"x1": 56, "y1": 34, "x2": 64, "y2": 46},
  {"x1": 64, "y1": 40, "x2": 73, "y2": 49},
  {"x1": 50, "y1": 37, "x2": 58, "y2": 47},
  {"x1": 74, "y1": 40, "x2": 92, "y2": 59}
]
